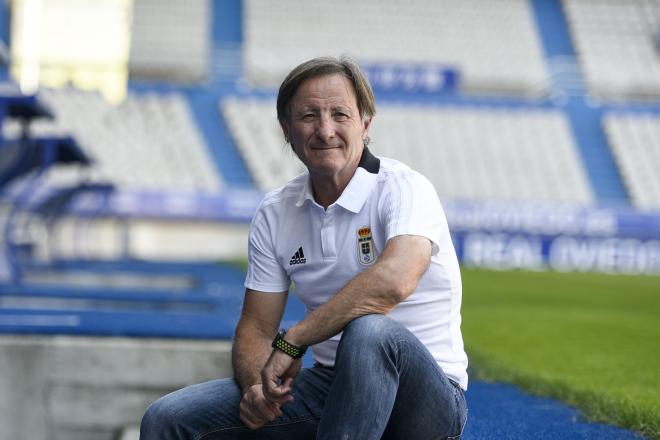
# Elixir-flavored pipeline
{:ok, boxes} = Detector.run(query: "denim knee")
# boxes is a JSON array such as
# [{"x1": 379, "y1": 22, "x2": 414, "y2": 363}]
[
  {"x1": 338, "y1": 314, "x2": 407, "y2": 357},
  {"x1": 334, "y1": 315, "x2": 408, "y2": 372},
  {"x1": 342, "y1": 314, "x2": 399, "y2": 344},
  {"x1": 140, "y1": 394, "x2": 184, "y2": 439}
]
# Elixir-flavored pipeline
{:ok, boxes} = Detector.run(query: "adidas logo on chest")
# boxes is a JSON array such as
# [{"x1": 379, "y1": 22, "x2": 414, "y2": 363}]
[{"x1": 289, "y1": 246, "x2": 306, "y2": 265}]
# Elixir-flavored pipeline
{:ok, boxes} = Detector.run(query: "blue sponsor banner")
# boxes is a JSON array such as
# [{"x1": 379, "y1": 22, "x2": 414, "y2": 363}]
[
  {"x1": 442, "y1": 200, "x2": 660, "y2": 239},
  {"x1": 7, "y1": 186, "x2": 660, "y2": 274},
  {"x1": 0, "y1": 185, "x2": 263, "y2": 222},
  {"x1": 443, "y1": 200, "x2": 660, "y2": 275},
  {"x1": 64, "y1": 189, "x2": 263, "y2": 223},
  {"x1": 362, "y1": 63, "x2": 459, "y2": 93},
  {"x1": 452, "y1": 232, "x2": 660, "y2": 275},
  {"x1": 64, "y1": 193, "x2": 660, "y2": 274}
]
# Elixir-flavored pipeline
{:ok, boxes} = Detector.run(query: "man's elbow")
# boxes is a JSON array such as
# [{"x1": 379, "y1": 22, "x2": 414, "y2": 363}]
[
  {"x1": 390, "y1": 277, "x2": 418, "y2": 303},
  {"x1": 378, "y1": 267, "x2": 419, "y2": 305},
  {"x1": 356, "y1": 280, "x2": 412, "y2": 316},
  {"x1": 358, "y1": 261, "x2": 424, "y2": 314}
]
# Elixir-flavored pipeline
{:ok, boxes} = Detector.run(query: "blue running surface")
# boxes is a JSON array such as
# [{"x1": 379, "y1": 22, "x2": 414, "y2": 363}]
[{"x1": 463, "y1": 381, "x2": 644, "y2": 439}]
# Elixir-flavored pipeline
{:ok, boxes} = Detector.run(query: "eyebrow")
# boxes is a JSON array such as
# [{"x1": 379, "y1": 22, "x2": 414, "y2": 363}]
[
  {"x1": 294, "y1": 104, "x2": 353, "y2": 114},
  {"x1": 296, "y1": 104, "x2": 352, "y2": 112},
  {"x1": 333, "y1": 105, "x2": 352, "y2": 112}
]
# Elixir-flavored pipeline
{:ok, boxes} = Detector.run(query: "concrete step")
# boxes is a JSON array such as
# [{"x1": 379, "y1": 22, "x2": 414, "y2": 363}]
[
  {"x1": 0, "y1": 335, "x2": 232, "y2": 440},
  {"x1": 47, "y1": 336, "x2": 232, "y2": 388},
  {"x1": 48, "y1": 385, "x2": 164, "y2": 430},
  {"x1": 119, "y1": 427, "x2": 139, "y2": 440}
]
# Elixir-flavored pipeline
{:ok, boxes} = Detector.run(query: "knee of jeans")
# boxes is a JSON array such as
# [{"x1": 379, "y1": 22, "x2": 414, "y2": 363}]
[
  {"x1": 341, "y1": 314, "x2": 399, "y2": 347},
  {"x1": 140, "y1": 394, "x2": 184, "y2": 438}
]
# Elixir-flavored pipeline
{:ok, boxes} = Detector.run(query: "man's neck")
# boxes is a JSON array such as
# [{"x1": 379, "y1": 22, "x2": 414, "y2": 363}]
[{"x1": 309, "y1": 167, "x2": 356, "y2": 209}]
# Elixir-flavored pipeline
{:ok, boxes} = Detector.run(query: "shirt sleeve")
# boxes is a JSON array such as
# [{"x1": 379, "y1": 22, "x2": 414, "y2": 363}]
[
  {"x1": 244, "y1": 206, "x2": 290, "y2": 292},
  {"x1": 378, "y1": 170, "x2": 448, "y2": 255}
]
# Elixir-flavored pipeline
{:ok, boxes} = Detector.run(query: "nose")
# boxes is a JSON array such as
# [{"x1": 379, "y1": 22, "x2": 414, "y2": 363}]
[{"x1": 315, "y1": 114, "x2": 335, "y2": 142}]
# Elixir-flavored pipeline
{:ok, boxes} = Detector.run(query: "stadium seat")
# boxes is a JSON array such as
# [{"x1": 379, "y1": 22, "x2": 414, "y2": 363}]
[
  {"x1": 129, "y1": 0, "x2": 210, "y2": 82},
  {"x1": 221, "y1": 97, "x2": 595, "y2": 204},
  {"x1": 563, "y1": 0, "x2": 660, "y2": 99},
  {"x1": 243, "y1": 0, "x2": 550, "y2": 97},
  {"x1": 2, "y1": 88, "x2": 224, "y2": 193},
  {"x1": 603, "y1": 113, "x2": 660, "y2": 211}
]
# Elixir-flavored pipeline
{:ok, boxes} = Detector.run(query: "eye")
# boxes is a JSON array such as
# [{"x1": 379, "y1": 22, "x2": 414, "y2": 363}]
[
  {"x1": 334, "y1": 112, "x2": 349, "y2": 121},
  {"x1": 301, "y1": 113, "x2": 316, "y2": 121}
]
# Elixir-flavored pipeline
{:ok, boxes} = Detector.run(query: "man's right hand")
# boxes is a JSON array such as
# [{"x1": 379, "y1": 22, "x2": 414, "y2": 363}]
[{"x1": 239, "y1": 384, "x2": 283, "y2": 430}]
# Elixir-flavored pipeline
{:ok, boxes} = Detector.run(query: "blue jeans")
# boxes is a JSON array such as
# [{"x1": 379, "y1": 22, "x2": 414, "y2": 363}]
[{"x1": 140, "y1": 315, "x2": 467, "y2": 439}]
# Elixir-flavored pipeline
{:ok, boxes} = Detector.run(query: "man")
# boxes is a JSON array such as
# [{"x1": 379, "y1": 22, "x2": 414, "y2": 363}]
[{"x1": 140, "y1": 56, "x2": 468, "y2": 440}]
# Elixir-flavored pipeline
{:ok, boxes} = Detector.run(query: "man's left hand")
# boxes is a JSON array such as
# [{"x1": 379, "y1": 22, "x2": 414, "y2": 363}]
[{"x1": 261, "y1": 349, "x2": 302, "y2": 406}]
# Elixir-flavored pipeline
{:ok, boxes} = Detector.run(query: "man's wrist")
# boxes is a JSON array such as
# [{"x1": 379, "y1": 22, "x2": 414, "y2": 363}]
[
  {"x1": 240, "y1": 382, "x2": 260, "y2": 396},
  {"x1": 272, "y1": 329, "x2": 307, "y2": 359},
  {"x1": 282, "y1": 325, "x2": 304, "y2": 347}
]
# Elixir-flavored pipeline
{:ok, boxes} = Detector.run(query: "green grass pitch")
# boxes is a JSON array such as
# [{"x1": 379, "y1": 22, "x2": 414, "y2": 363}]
[{"x1": 461, "y1": 268, "x2": 660, "y2": 439}]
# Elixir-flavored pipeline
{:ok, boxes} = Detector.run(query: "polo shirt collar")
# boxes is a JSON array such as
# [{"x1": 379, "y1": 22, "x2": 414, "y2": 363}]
[
  {"x1": 295, "y1": 176, "x2": 316, "y2": 207},
  {"x1": 295, "y1": 147, "x2": 381, "y2": 213}
]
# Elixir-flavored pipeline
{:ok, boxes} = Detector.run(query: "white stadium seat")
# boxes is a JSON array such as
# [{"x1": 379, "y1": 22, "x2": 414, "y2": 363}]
[
  {"x1": 243, "y1": 0, "x2": 550, "y2": 97},
  {"x1": 221, "y1": 97, "x2": 594, "y2": 204},
  {"x1": 604, "y1": 113, "x2": 660, "y2": 210},
  {"x1": 2, "y1": 88, "x2": 223, "y2": 193},
  {"x1": 563, "y1": 0, "x2": 660, "y2": 99},
  {"x1": 129, "y1": 0, "x2": 210, "y2": 82}
]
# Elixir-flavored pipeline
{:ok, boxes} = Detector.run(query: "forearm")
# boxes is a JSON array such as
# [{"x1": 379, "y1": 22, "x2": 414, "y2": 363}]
[
  {"x1": 232, "y1": 289, "x2": 288, "y2": 393},
  {"x1": 286, "y1": 262, "x2": 407, "y2": 347},
  {"x1": 232, "y1": 325, "x2": 276, "y2": 393},
  {"x1": 285, "y1": 236, "x2": 431, "y2": 348}
]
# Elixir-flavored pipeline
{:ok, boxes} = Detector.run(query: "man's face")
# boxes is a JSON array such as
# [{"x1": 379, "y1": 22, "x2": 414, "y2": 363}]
[{"x1": 285, "y1": 74, "x2": 371, "y2": 182}]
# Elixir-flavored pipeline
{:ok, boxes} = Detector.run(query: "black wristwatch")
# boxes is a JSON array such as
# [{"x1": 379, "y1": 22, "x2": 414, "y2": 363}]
[{"x1": 272, "y1": 329, "x2": 307, "y2": 359}]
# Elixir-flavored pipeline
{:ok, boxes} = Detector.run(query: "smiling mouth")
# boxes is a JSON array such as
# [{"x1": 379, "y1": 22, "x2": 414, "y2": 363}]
[{"x1": 311, "y1": 144, "x2": 341, "y2": 150}]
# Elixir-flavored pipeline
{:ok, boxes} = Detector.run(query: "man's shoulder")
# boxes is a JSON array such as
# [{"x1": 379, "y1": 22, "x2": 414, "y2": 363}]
[{"x1": 376, "y1": 156, "x2": 431, "y2": 187}]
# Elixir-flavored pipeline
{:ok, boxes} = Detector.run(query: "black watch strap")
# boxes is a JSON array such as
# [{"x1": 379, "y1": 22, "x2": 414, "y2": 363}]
[{"x1": 272, "y1": 329, "x2": 307, "y2": 359}]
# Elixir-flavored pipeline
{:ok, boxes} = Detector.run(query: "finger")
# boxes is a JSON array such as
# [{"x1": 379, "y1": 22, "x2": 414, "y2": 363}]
[
  {"x1": 281, "y1": 377, "x2": 294, "y2": 391},
  {"x1": 272, "y1": 381, "x2": 294, "y2": 397},
  {"x1": 251, "y1": 393, "x2": 281, "y2": 420},
  {"x1": 239, "y1": 410, "x2": 265, "y2": 430},
  {"x1": 267, "y1": 395, "x2": 293, "y2": 410},
  {"x1": 242, "y1": 395, "x2": 277, "y2": 422},
  {"x1": 264, "y1": 377, "x2": 293, "y2": 396},
  {"x1": 260, "y1": 371, "x2": 280, "y2": 395},
  {"x1": 255, "y1": 399, "x2": 281, "y2": 421},
  {"x1": 264, "y1": 399, "x2": 283, "y2": 418},
  {"x1": 264, "y1": 390, "x2": 294, "y2": 406},
  {"x1": 263, "y1": 384, "x2": 293, "y2": 404},
  {"x1": 240, "y1": 398, "x2": 268, "y2": 427},
  {"x1": 263, "y1": 391, "x2": 294, "y2": 406},
  {"x1": 281, "y1": 393, "x2": 295, "y2": 405},
  {"x1": 262, "y1": 378, "x2": 286, "y2": 397}
]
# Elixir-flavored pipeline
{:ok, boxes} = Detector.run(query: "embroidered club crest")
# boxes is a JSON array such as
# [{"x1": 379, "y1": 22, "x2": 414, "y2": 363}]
[{"x1": 357, "y1": 226, "x2": 376, "y2": 265}]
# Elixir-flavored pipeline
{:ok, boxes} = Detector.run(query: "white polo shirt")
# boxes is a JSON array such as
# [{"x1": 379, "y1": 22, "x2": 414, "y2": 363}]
[{"x1": 245, "y1": 148, "x2": 468, "y2": 389}]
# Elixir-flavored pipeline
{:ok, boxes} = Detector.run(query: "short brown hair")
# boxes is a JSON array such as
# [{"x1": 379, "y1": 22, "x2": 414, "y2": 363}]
[{"x1": 276, "y1": 56, "x2": 376, "y2": 141}]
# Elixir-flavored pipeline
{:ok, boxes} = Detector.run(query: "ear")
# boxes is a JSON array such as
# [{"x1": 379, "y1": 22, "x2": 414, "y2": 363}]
[{"x1": 362, "y1": 116, "x2": 372, "y2": 138}]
